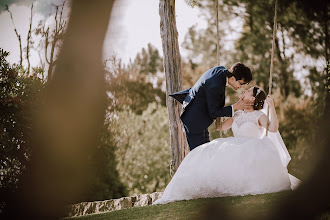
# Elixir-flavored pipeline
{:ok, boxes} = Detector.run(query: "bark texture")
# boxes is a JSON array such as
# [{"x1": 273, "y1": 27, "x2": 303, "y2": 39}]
[{"x1": 159, "y1": 0, "x2": 189, "y2": 177}]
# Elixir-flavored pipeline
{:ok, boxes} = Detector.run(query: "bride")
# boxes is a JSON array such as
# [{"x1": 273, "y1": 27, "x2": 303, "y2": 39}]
[{"x1": 154, "y1": 86, "x2": 301, "y2": 205}]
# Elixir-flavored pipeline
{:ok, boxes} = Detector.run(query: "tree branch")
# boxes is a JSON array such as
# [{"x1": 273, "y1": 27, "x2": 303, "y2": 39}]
[
  {"x1": 26, "y1": 3, "x2": 34, "y2": 75},
  {"x1": 6, "y1": 5, "x2": 23, "y2": 66}
]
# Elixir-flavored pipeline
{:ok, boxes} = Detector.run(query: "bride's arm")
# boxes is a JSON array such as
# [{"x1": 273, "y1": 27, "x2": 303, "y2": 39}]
[
  {"x1": 216, "y1": 118, "x2": 233, "y2": 131},
  {"x1": 258, "y1": 95, "x2": 279, "y2": 132}
]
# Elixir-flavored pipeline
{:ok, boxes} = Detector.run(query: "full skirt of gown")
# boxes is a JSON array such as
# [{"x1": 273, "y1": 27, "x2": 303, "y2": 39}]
[{"x1": 154, "y1": 136, "x2": 297, "y2": 205}]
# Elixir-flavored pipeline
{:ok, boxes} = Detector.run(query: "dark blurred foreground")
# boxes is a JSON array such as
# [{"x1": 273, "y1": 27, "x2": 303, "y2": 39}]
[{"x1": 1, "y1": 0, "x2": 114, "y2": 219}]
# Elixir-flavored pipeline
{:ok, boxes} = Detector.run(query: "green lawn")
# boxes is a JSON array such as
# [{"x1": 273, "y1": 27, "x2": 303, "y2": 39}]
[{"x1": 67, "y1": 191, "x2": 295, "y2": 220}]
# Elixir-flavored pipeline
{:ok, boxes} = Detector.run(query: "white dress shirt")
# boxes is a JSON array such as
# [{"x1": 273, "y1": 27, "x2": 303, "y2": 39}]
[{"x1": 225, "y1": 77, "x2": 235, "y2": 117}]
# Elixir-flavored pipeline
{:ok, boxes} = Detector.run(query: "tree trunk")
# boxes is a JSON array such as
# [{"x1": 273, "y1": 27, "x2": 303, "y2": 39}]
[
  {"x1": 248, "y1": 0, "x2": 253, "y2": 32},
  {"x1": 323, "y1": 1, "x2": 329, "y2": 66},
  {"x1": 46, "y1": 2, "x2": 66, "y2": 81},
  {"x1": 275, "y1": 35, "x2": 289, "y2": 98},
  {"x1": 159, "y1": 0, "x2": 189, "y2": 177}
]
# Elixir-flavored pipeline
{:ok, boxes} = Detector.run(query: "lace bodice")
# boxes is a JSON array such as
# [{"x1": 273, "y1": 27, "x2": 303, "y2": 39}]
[{"x1": 232, "y1": 110, "x2": 265, "y2": 139}]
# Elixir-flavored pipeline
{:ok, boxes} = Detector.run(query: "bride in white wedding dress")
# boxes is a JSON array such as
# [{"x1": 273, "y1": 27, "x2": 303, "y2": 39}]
[{"x1": 154, "y1": 87, "x2": 301, "y2": 205}]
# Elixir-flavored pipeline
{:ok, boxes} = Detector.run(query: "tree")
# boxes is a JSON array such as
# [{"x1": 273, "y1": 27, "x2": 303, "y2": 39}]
[
  {"x1": 35, "y1": 0, "x2": 67, "y2": 81},
  {"x1": 83, "y1": 122, "x2": 127, "y2": 201},
  {"x1": 276, "y1": 0, "x2": 329, "y2": 115},
  {"x1": 182, "y1": 0, "x2": 242, "y2": 68},
  {"x1": 159, "y1": 0, "x2": 189, "y2": 176},
  {"x1": 105, "y1": 55, "x2": 166, "y2": 115},
  {"x1": 6, "y1": 3, "x2": 34, "y2": 74},
  {"x1": 0, "y1": 48, "x2": 44, "y2": 196},
  {"x1": 103, "y1": 53, "x2": 168, "y2": 195},
  {"x1": 111, "y1": 103, "x2": 171, "y2": 195},
  {"x1": 25, "y1": 4, "x2": 34, "y2": 75},
  {"x1": 236, "y1": 0, "x2": 304, "y2": 98},
  {"x1": 133, "y1": 43, "x2": 163, "y2": 75}
]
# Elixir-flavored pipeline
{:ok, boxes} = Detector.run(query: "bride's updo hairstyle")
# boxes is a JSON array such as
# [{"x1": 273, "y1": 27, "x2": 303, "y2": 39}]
[{"x1": 252, "y1": 87, "x2": 266, "y2": 110}]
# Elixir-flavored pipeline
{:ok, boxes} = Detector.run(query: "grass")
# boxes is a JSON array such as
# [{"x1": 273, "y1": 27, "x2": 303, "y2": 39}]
[{"x1": 67, "y1": 191, "x2": 294, "y2": 220}]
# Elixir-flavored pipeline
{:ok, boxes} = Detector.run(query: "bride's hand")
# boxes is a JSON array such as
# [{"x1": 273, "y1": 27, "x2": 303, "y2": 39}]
[{"x1": 266, "y1": 95, "x2": 275, "y2": 107}]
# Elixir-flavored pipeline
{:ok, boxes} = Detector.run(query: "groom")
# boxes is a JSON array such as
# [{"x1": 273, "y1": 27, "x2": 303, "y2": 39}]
[{"x1": 171, "y1": 62, "x2": 253, "y2": 151}]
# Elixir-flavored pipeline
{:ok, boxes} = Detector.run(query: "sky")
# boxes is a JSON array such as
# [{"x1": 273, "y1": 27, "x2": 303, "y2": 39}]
[
  {"x1": 104, "y1": 0, "x2": 208, "y2": 64},
  {"x1": 0, "y1": 0, "x2": 207, "y2": 67}
]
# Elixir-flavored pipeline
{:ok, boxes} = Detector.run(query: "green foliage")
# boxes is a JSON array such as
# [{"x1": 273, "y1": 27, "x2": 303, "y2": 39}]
[
  {"x1": 0, "y1": 48, "x2": 44, "y2": 192},
  {"x1": 109, "y1": 103, "x2": 171, "y2": 195},
  {"x1": 106, "y1": 55, "x2": 166, "y2": 115},
  {"x1": 185, "y1": 0, "x2": 199, "y2": 8},
  {"x1": 83, "y1": 123, "x2": 128, "y2": 202},
  {"x1": 0, "y1": 48, "x2": 127, "y2": 204},
  {"x1": 182, "y1": 24, "x2": 218, "y2": 68},
  {"x1": 103, "y1": 51, "x2": 169, "y2": 196},
  {"x1": 278, "y1": 96, "x2": 314, "y2": 177},
  {"x1": 233, "y1": 0, "x2": 305, "y2": 98},
  {"x1": 181, "y1": 0, "x2": 241, "y2": 69},
  {"x1": 133, "y1": 43, "x2": 163, "y2": 75},
  {"x1": 278, "y1": 0, "x2": 329, "y2": 60}
]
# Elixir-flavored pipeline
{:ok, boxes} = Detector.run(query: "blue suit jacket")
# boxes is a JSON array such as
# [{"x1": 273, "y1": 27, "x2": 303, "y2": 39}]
[{"x1": 180, "y1": 66, "x2": 233, "y2": 133}]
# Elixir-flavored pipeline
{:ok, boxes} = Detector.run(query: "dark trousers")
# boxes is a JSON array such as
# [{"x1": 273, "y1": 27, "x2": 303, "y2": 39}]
[{"x1": 183, "y1": 124, "x2": 210, "y2": 151}]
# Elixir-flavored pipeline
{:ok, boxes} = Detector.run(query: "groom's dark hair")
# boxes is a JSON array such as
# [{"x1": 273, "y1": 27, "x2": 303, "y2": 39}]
[{"x1": 227, "y1": 62, "x2": 252, "y2": 83}]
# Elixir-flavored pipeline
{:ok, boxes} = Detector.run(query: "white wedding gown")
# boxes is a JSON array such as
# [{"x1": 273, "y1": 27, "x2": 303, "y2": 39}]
[{"x1": 154, "y1": 110, "x2": 301, "y2": 205}]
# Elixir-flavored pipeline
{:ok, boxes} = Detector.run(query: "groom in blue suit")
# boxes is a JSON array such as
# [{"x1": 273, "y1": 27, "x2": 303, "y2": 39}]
[{"x1": 171, "y1": 63, "x2": 253, "y2": 151}]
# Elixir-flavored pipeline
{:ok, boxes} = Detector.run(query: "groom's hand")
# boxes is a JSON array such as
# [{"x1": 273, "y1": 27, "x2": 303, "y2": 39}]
[{"x1": 233, "y1": 97, "x2": 254, "y2": 110}]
